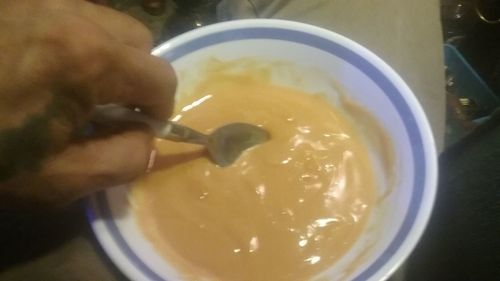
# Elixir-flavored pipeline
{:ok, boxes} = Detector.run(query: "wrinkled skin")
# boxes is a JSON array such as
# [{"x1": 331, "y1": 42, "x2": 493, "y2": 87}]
[{"x1": 0, "y1": 0, "x2": 177, "y2": 208}]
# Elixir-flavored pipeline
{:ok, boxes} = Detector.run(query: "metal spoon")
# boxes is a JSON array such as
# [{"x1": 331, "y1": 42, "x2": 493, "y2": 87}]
[{"x1": 91, "y1": 105, "x2": 270, "y2": 167}]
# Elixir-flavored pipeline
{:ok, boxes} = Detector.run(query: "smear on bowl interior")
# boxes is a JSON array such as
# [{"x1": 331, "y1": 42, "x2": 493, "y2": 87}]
[{"x1": 131, "y1": 59, "x2": 378, "y2": 281}]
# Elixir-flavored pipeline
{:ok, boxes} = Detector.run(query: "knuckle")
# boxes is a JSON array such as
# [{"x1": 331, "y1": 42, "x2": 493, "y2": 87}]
[
  {"x1": 132, "y1": 23, "x2": 153, "y2": 50},
  {"x1": 118, "y1": 14, "x2": 153, "y2": 50},
  {"x1": 39, "y1": 17, "x2": 110, "y2": 81},
  {"x1": 38, "y1": 16, "x2": 77, "y2": 47},
  {"x1": 68, "y1": 37, "x2": 109, "y2": 79}
]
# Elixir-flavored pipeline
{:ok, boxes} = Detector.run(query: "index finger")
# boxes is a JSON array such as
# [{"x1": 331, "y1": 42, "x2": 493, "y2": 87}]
[
  {"x1": 76, "y1": 0, "x2": 154, "y2": 51},
  {"x1": 88, "y1": 44, "x2": 177, "y2": 120}
]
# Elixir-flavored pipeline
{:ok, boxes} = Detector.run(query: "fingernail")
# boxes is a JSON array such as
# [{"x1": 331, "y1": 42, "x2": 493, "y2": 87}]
[{"x1": 146, "y1": 149, "x2": 157, "y2": 173}]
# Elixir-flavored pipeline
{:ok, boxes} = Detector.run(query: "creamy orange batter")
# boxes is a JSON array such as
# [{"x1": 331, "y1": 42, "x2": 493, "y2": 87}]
[{"x1": 131, "y1": 60, "x2": 377, "y2": 281}]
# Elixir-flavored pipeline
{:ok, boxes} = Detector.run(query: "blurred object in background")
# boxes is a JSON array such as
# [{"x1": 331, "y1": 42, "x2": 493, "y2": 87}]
[
  {"x1": 406, "y1": 6, "x2": 500, "y2": 280},
  {"x1": 442, "y1": 0, "x2": 500, "y2": 96},
  {"x1": 444, "y1": 44, "x2": 500, "y2": 146},
  {"x1": 475, "y1": 0, "x2": 500, "y2": 24},
  {"x1": 460, "y1": 0, "x2": 500, "y2": 96},
  {"x1": 141, "y1": 0, "x2": 167, "y2": 16},
  {"x1": 104, "y1": 0, "x2": 175, "y2": 44},
  {"x1": 106, "y1": 0, "x2": 220, "y2": 42},
  {"x1": 441, "y1": 0, "x2": 500, "y2": 145},
  {"x1": 441, "y1": 0, "x2": 477, "y2": 42},
  {"x1": 162, "y1": 0, "x2": 219, "y2": 38}
]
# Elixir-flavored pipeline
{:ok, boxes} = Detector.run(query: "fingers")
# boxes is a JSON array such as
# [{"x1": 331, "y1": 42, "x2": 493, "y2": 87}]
[
  {"x1": 0, "y1": 126, "x2": 155, "y2": 209},
  {"x1": 90, "y1": 43, "x2": 177, "y2": 120},
  {"x1": 76, "y1": 0, "x2": 153, "y2": 51},
  {"x1": 41, "y1": 128, "x2": 154, "y2": 202},
  {"x1": 55, "y1": 22, "x2": 177, "y2": 121},
  {"x1": 41, "y1": 1, "x2": 177, "y2": 121}
]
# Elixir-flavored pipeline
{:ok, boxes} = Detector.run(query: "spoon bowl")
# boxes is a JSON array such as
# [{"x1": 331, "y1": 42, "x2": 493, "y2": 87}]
[{"x1": 207, "y1": 122, "x2": 270, "y2": 167}]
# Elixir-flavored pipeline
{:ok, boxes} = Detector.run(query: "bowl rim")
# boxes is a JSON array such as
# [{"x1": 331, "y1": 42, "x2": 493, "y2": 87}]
[{"x1": 88, "y1": 19, "x2": 438, "y2": 281}]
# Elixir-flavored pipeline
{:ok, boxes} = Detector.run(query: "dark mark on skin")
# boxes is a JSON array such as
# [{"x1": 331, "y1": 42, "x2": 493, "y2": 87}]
[
  {"x1": 0, "y1": 89, "x2": 90, "y2": 182},
  {"x1": 0, "y1": 111, "x2": 51, "y2": 181}
]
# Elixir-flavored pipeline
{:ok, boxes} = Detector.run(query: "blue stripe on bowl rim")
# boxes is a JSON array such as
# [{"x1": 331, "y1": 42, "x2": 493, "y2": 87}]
[{"x1": 89, "y1": 26, "x2": 426, "y2": 281}]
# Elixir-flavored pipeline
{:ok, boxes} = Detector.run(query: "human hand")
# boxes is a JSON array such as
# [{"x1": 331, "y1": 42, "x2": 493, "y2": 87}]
[{"x1": 0, "y1": 0, "x2": 176, "y2": 208}]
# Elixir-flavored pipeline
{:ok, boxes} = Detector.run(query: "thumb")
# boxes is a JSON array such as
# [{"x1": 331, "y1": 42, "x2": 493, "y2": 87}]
[{"x1": 41, "y1": 129, "x2": 154, "y2": 203}]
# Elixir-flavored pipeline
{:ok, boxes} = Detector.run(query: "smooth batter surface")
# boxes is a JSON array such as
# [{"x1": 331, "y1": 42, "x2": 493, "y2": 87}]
[{"x1": 131, "y1": 60, "x2": 377, "y2": 281}]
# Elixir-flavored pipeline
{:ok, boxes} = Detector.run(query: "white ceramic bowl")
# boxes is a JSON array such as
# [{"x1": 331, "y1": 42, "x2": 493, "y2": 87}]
[{"x1": 87, "y1": 19, "x2": 437, "y2": 281}]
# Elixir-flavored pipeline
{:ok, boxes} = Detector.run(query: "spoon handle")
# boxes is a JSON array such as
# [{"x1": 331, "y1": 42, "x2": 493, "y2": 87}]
[
  {"x1": 92, "y1": 104, "x2": 209, "y2": 145},
  {"x1": 160, "y1": 122, "x2": 208, "y2": 145}
]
